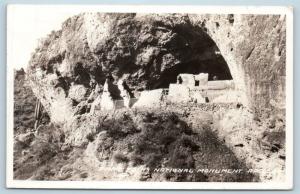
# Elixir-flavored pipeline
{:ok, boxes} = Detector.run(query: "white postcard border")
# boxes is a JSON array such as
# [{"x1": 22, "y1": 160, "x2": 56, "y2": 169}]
[{"x1": 6, "y1": 4, "x2": 294, "y2": 190}]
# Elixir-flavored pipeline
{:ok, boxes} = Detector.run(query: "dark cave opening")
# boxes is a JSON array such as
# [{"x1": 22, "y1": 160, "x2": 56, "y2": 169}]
[
  {"x1": 143, "y1": 23, "x2": 233, "y2": 90},
  {"x1": 152, "y1": 54, "x2": 233, "y2": 89}
]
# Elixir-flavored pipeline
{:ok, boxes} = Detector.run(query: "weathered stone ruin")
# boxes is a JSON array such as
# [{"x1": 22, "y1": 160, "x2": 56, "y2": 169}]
[
  {"x1": 96, "y1": 77, "x2": 134, "y2": 111},
  {"x1": 95, "y1": 72, "x2": 240, "y2": 109},
  {"x1": 169, "y1": 73, "x2": 208, "y2": 103},
  {"x1": 132, "y1": 89, "x2": 165, "y2": 108},
  {"x1": 100, "y1": 79, "x2": 115, "y2": 110},
  {"x1": 168, "y1": 73, "x2": 239, "y2": 104},
  {"x1": 117, "y1": 79, "x2": 132, "y2": 108},
  {"x1": 176, "y1": 73, "x2": 208, "y2": 87}
]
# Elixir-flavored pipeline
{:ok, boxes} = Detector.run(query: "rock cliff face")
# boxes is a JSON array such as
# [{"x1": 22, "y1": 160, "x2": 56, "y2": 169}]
[
  {"x1": 27, "y1": 13, "x2": 286, "y2": 124},
  {"x1": 189, "y1": 14, "x2": 286, "y2": 115}
]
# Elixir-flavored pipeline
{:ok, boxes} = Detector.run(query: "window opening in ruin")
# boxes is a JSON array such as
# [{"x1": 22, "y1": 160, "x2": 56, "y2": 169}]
[
  {"x1": 178, "y1": 76, "x2": 183, "y2": 84},
  {"x1": 205, "y1": 97, "x2": 209, "y2": 103},
  {"x1": 195, "y1": 80, "x2": 199, "y2": 86}
]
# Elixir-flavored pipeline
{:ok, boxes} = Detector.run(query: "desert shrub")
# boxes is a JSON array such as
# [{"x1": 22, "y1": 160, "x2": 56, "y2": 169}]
[
  {"x1": 36, "y1": 124, "x2": 65, "y2": 144},
  {"x1": 13, "y1": 136, "x2": 59, "y2": 180},
  {"x1": 161, "y1": 134, "x2": 199, "y2": 180},
  {"x1": 131, "y1": 111, "x2": 199, "y2": 174},
  {"x1": 106, "y1": 120, "x2": 136, "y2": 139},
  {"x1": 31, "y1": 165, "x2": 55, "y2": 180},
  {"x1": 122, "y1": 113, "x2": 131, "y2": 121},
  {"x1": 32, "y1": 138, "x2": 59, "y2": 165},
  {"x1": 167, "y1": 145, "x2": 194, "y2": 169},
  {"x1": 145, "y1": 153, "x2": 162, "y2": 170},
  {"x1": 14, "y1": 123, "x2": 64, "y2": 180},
  {"x1": 142, "y1": 112, "x2": 156, "y2": 123},
  {"x1": 168, "y1": 112, "x2": 179, "y2": 124},
  {"x1": 95, "y1": 110, "x2": 201, "y2": 181},
  {"x1": 113, "y1": 153, "x2": 129, "y2": 164},
  {"x1": 130, "y1": 155, "x2": 144, "y2": 166},
  {"x1": 178, "y1": 135, "x2": 199, "y2": 151},
  {"x1": 134, "y1": 138, "x2": 148, "y2": 154},
  {"x1": 80, "y1": 172, "x2": 88, "y2": 178},
  {"x1": 86, "y1": 133, "x2": 95, "y2": 142},
  {"x1": 163, "y1": 138, "x2": 200, "y2": 182},
  {"x1": 159, "y1": 134, "x2": 176, "y2": 145},
  {"x1": 98, "y1": 112, "x2": 138, "y2": 139}
]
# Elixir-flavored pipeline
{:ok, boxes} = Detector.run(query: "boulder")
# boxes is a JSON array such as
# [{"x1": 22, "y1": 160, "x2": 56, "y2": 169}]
[
  {"x1": 168, "y1": 84, "x2": 190, "y2": 103},
  {"x1": 17, "y1": 132, "x2": 35, "y2": 146},
  {"x1": 133, "y1": 89, "x2": 164, "y2": 108}
]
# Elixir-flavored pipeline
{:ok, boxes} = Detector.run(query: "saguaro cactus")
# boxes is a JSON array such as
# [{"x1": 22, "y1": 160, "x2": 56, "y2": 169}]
[{"x1": 34, "y1": 99, "x2": 42, "y2": 130}]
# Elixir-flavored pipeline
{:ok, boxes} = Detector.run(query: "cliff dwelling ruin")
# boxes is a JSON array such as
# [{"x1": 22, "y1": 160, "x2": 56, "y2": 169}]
[{"x1": 92, "y1": 71, "x2": 239, "y2": 112}]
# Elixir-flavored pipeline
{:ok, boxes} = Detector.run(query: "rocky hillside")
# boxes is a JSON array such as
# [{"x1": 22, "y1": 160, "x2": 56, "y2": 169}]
[
  {"x1": 13, "y1": 100, "x2": 285, "y2": 182},
  {"x1": 14, "y1": 69, "x2": 49, "y2": 134},
  {"x1": 14, "y1": 71, "x2": 285, "y2": 182}
]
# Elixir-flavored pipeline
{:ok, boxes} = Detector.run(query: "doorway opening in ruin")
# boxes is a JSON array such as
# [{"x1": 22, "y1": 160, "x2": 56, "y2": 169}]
[{"x1": 178, "y1": 76, "x2": 183, "y2": 84}]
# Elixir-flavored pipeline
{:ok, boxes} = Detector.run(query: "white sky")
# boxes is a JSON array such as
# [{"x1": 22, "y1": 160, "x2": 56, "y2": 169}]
[{"x1": 7, "y1": 6, "x2": 83, "y2": 70}]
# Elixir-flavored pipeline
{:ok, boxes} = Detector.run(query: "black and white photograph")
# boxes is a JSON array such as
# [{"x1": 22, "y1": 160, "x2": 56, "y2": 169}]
[{"x1": 6, "y1": 5, "x2": 293, "y2": 189}]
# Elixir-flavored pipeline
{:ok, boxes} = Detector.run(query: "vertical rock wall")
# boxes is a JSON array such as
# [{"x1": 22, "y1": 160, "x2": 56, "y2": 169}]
[{"x1": 189, "y1": 14, "x2": 286, "y2": 113}]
